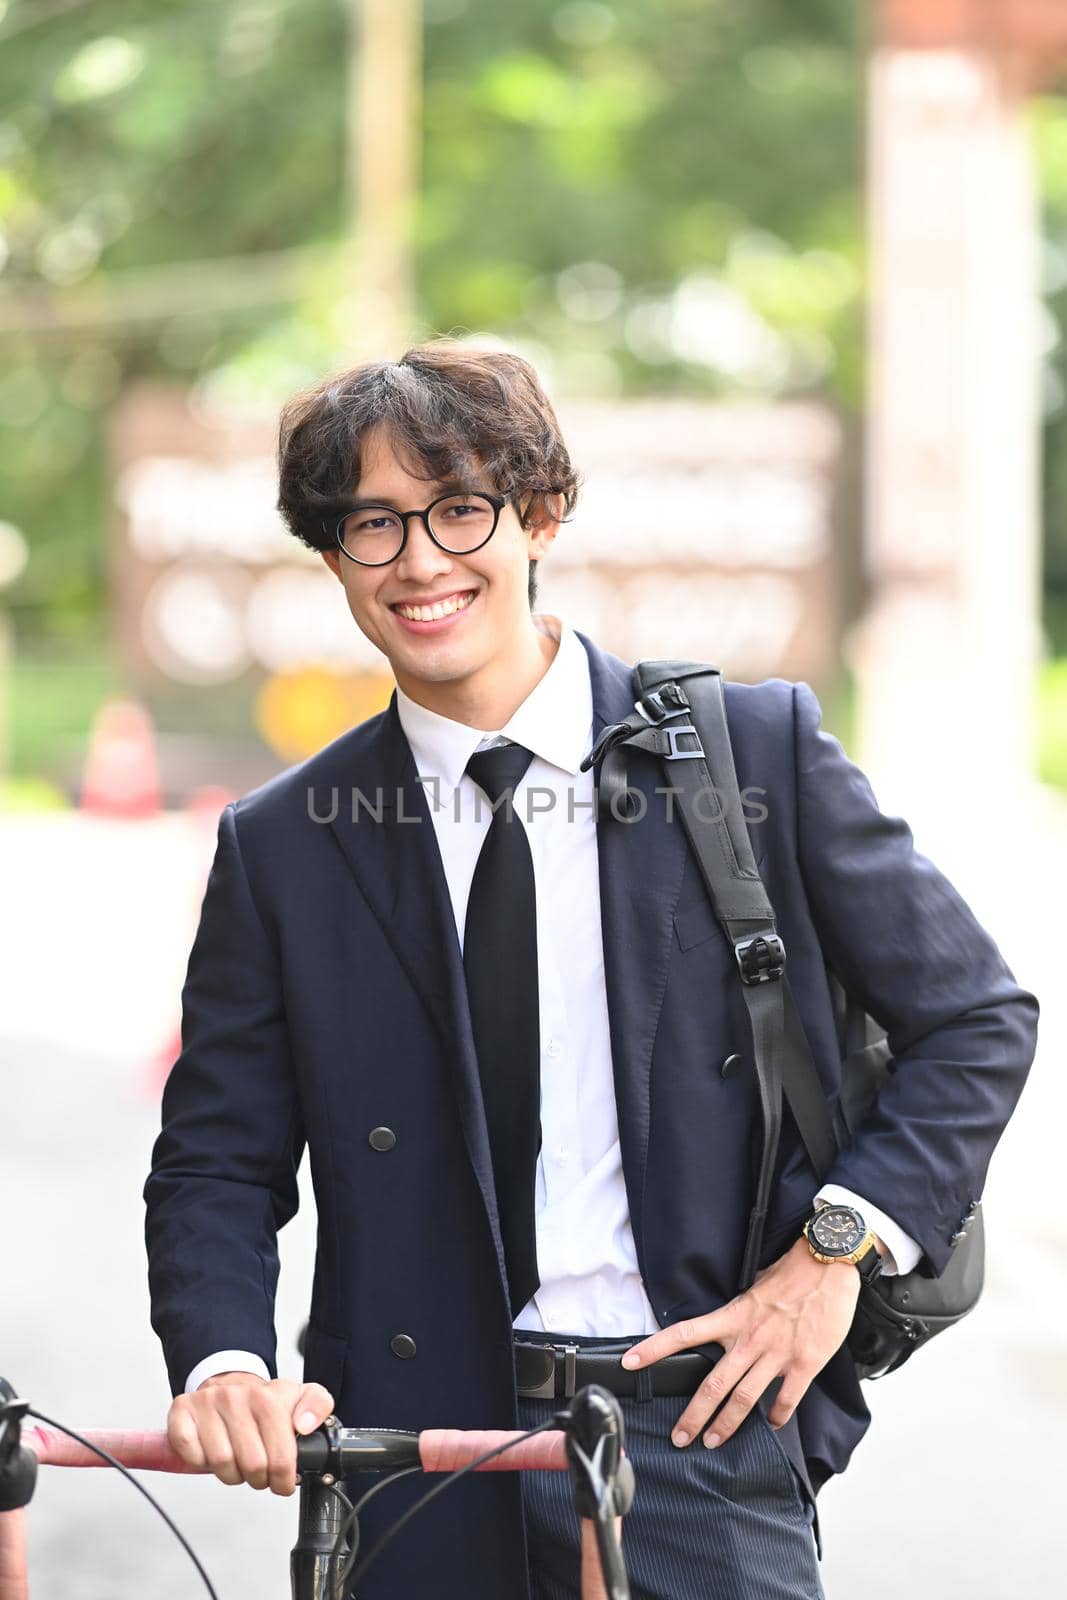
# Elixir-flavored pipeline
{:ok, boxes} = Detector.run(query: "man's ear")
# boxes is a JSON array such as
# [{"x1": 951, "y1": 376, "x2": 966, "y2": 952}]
[
  {"x1": 321, "y1": 549, "x2": 343, "y2": 581},
  {"x1": 524, "y1": 491, "x2": 562, "y2": 560}
]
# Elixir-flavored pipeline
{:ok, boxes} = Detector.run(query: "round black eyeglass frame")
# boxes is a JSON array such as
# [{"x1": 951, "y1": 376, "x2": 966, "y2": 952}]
[{"x1": 326, "y1": 491, "x2": 509, "y2": 567}]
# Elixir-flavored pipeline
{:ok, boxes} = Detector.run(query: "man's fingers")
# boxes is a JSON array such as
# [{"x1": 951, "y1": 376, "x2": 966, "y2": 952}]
[
  {"x1": 621, "y1": 1308, "x2": 735, "y2": 1371},
  {"x1": 668, "y1": 1346, "x2": 752, "y2": 1448},
  {"x1": 246, "y1": 1382, "x2": 334, "y2": 1496},
  {"x1": 174, "y1": 1377, "x2": 334, "y2": 1494},
  {"x1": 698, "y1": 1355, "x2": 782, "y2": 1449},
  {"x1": 230, "y1": 1430, "x2": 271, "y2": 1493},
  {"x1": 292, "y1": 1382, "x2": 335, "y2": 1435},
  {"x1": 248, "y1": 1389, "x2": 300, "y2": 1496},
  {"x1": 195, "y1": 1404, "x2": 244, "y2": 1487},
  {"x1": 167, "y1": 1399, "x2": 207, "y2": 1470},
  {"x1": 766, "y1": 1365, "x2": 816, "y2": 1431}
]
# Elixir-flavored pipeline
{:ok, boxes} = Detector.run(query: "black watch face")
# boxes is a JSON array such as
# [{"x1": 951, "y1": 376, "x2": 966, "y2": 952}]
[{"x1": 809, "y1": 1204, "x2": 865, "y2": 1257}]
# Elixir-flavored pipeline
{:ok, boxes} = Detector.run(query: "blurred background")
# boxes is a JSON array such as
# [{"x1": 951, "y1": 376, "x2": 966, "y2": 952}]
[{"x1": 1, "y1": 1, "x2": 1065, "y2": 1595}]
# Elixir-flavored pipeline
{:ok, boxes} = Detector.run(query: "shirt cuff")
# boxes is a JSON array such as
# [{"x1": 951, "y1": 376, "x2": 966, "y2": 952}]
[
  {"x1": 812, "y1": 1185, "x2": 922, "y2": 1277},
  {"x1": 185, "y1": 1351, "x2": 272, "y2": 1394}
]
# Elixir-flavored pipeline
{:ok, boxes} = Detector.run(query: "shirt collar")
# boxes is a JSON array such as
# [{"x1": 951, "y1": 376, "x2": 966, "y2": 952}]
[{"x1": 394, "y1": 615, "x2": 594, "y2": 796}]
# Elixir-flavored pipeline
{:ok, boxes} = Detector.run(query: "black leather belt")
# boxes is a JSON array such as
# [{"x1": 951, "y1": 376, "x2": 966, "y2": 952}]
[{"x1": 514, "y1": 1339, "x2": 712, "y2": 1401}]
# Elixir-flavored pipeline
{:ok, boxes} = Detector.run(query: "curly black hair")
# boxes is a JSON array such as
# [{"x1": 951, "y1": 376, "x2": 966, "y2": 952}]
[{"x1": 277, "y1": 339, "x2": 581, "y2": 607}]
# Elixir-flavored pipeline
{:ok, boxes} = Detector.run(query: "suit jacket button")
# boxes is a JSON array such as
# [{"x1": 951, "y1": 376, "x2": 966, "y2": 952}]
[
  {"x1": 390, "y1": 1334, "x2": 417, "y2": 1359},
  {"x1": 369, "y1": 1127, "x2": 397, "y2": 1151},
  {"x1": 721, "y1": 1053, "x2": 744, "y2": 1079},
  {"x1": 949, "y1": 1229, "x2": 965, "y2": 1246}
]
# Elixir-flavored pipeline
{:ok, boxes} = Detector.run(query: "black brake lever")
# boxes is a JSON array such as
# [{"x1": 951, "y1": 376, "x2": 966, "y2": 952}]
[
  {"x1": 556, "y1": 1384, "x2": 634, "y2": 1600},
  {"x1": 0, "y1": 1377, "x2": 38, "y2": 1512}
]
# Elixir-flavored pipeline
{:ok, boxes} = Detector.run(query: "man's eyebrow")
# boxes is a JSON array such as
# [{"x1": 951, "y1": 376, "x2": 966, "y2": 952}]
[{"x1": 347, "y1": 478, "x2": 481, "y2": 506}]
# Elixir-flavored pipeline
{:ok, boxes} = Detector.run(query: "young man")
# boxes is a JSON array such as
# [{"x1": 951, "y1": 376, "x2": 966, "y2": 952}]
[{"x1": 145, "y1": 341, "x2": 1039, "y2": 1599}]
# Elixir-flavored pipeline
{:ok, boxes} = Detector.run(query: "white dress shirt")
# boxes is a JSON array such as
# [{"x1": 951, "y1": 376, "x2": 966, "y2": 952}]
[{"x1": 186, "y1": 615, "x2": 919, "y2": 1391}]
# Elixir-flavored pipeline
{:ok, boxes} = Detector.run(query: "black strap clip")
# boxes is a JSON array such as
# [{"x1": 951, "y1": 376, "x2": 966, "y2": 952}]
[
  {"x1": 636, "y1": 681, "x2": 704, "y2": 760},
  {"x1": 634, "y1": 681, "x2": 690, "y2": 725},
  {"x1": 652, "y1": 722, "x2": 704, "y2": 760},
  {"x1": 734, "y1": 933, "x2": 786, "y2": 986}
]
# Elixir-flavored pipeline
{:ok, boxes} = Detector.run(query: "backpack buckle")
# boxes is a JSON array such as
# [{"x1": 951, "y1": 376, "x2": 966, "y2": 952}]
[
  {"x1": 634, "y1": 683, "x2": 704, "y2": 758},
  {"x1": 658, "y1": 723, "x2": 705, "y2": 760},
  {"x1": 734, "y1": 933, "x2": 786, "y2": 985},
  {"x1": 635, "y1": 682, "x2": 689, "y2": 725}
]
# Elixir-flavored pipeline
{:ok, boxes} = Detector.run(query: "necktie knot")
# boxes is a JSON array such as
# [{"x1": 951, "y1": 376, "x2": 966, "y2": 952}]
[{"x1": 465, "y1": 742, "x2": 535, "y2": 808}]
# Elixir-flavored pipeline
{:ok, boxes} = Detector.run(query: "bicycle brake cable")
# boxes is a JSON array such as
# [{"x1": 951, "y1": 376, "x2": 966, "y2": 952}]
[
  {"x1": 346, "y1": 1415, "x2": 562, "y2": 1591},
  {"x1": 27, "y1": 1408, "x2": 219, "y2": 1600},
  {"x1": 330, "y1": 1466, "x2": 422, "y2": 1599},
  {"x1": 313, "y1": 1473, "x2": 356, "y2": 1580}
]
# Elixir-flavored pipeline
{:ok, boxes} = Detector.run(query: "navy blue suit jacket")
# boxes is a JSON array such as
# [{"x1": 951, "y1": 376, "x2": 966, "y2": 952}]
[{"x1": 144, "y1": 631, "x2": 1039, "y2": 1597}]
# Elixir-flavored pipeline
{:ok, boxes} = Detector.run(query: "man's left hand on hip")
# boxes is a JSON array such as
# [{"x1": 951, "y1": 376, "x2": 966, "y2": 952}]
[{"x1": 620, "y1": 1236, "x2": 869, "y2": 1449}]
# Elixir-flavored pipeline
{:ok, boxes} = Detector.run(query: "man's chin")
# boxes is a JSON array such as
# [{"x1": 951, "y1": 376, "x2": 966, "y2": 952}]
[{"x1": 390, "y1": 642, "x2": 487, "y2": 687}]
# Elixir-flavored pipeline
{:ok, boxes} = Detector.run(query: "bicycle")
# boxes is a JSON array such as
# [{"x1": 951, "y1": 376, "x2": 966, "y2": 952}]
[{"x1": 0, "y1": 1375, "x2": 634, "y2": 1599}]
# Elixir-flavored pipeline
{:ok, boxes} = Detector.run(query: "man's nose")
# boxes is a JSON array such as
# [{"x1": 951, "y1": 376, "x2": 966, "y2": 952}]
[{"x1": 393, "y1": 516, "x2": 454, "y2": 582}]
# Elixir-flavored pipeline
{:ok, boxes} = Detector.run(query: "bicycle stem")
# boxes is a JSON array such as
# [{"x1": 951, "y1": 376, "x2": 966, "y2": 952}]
[
  {"x1": 296, "y1": 1424, "x2": 421, "y2": 1477},
  {"x1": 290, "y1": 1472, "x2": 350, "y2": 1600}
]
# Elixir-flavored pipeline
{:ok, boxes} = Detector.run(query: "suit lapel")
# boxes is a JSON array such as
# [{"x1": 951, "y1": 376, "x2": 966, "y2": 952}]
[
  {"x1": 325, "y1": 699, "x2": 508, "y2": 1292},
  {"x1": 324, "y1": 634, "x2": 688, "y2": 1288},
  {"x1": 577, "y1": 632, "x2": 689, "y2": 1251}
]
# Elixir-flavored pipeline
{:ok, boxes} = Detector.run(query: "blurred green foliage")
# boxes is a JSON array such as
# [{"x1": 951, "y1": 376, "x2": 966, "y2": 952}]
[
  {"x1": 1033, "y1": 97, "x2": 1067, "y2": 656},
  {"x1": 7, "y1": 650, "x2": 119, "y2": 775},
  {"x1": 0, "y1": 0, "x2": 866, "y2": 658},
  {"x1": 0, "y1": 0, "x2": 1065, "y2": 787},
  {"x1": 1037, "y1": 656, "x2": 1067, "y2": 792}
]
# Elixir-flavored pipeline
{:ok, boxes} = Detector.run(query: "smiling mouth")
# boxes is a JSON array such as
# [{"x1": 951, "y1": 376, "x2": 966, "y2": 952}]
[{"x1": 390, "y1": 590, "x2": 478, "y2": 623}]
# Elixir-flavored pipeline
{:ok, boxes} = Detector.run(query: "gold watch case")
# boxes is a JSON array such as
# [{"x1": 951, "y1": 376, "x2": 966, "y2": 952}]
[{"x1": 803, "y1": 1204, "x2": 880, "y2": 1268}]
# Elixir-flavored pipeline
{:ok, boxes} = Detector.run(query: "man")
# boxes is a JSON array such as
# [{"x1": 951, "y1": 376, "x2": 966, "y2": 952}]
[{"x1": 145, "y1": 341, "x2": 1039, "y2": 1598}]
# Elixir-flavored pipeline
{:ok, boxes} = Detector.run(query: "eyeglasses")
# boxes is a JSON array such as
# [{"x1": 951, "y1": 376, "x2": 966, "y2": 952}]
[{"x1": 326, "y1": 491, "x2": 509, "y2": 567}]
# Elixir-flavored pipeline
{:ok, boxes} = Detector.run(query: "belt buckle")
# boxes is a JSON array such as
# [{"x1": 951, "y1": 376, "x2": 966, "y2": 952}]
[
  {"x1": 554, "y1": 1343, "x2": 579, "y2": 1399},
  {"x1": 522, "y1": 1342, "x2": 579, "y2": 1400}
]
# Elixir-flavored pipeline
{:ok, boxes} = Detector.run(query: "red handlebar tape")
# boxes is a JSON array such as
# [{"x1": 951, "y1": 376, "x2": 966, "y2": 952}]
[{"x1": 24, "y1": 1424, "x2": 569, "y2": 1473}]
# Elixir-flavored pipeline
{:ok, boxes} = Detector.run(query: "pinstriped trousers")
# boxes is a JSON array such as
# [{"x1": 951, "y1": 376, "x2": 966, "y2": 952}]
[{"x1": 517, "y1": 1363, "x2": 826, "y2": 1600}]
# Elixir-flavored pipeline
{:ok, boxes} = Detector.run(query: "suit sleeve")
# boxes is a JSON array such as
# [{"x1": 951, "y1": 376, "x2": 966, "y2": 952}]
[
  {"x1": 793, "y1": 681, "x2": 1039, "y2": 1278},
  {"x1": 143, "y1": 802, "x2": 303, "y2": 1397}
]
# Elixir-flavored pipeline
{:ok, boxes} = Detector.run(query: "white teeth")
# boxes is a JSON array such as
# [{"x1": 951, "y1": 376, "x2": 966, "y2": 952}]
[{"x1": 395, "y1": 591, "x2": 475, "y2": 622}]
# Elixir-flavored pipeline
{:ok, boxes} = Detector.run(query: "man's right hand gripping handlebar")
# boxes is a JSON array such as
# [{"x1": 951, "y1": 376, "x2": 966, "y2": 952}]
[{"x1": 166, "y1": 1373, "x2": 335, "y2": 1498}]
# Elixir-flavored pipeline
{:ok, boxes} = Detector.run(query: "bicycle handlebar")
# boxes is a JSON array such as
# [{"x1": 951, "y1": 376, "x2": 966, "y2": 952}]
[
  {"x1": 22, "y1": 1422, "x2": 570, "y2": 1475},
  {"x1": 4, "y1": 1386, "x2": 630, "y2": 1600}
]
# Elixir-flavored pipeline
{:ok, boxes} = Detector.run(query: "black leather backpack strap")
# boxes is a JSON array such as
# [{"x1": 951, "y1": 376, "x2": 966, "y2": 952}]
[
  {"x1": 595, "y1": 664, "x2": 979, "y2": 1380},
  {"x1": 586, "y1": 660, "x2": 841, "y2": 1289}
]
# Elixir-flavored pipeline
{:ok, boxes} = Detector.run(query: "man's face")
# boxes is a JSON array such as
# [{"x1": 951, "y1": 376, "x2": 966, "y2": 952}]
[{"x1": 321, "y1": 424, "x2": 558, "y2": 705}]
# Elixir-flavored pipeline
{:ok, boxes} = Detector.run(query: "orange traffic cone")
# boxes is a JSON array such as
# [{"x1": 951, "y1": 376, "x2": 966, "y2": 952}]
[
  {"x1": 80, "y1": 697, "x2": 162, "y2": 819},
  {"x1": 184, "y1": 784, "x2": 237, "y2": 833}
]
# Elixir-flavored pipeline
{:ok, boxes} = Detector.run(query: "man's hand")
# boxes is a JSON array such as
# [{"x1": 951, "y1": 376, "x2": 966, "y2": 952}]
[
  {"x1": 167, "y1": 1373, "x2": 335, "y2": 1496},
  {"x1": 621, "y1": 1237, "x2": 866, "y2": 1449}
]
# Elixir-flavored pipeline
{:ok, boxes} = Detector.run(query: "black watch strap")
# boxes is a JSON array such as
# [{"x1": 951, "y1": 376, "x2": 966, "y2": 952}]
[{"x1": 854, "y1": 1238, "x2": 885, "y2": 1285}]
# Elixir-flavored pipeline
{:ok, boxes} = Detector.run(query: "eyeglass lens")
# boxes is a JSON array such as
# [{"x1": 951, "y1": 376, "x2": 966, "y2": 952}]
[{"x1": 338, "y1": 494, "x2": 497, "y2": 563}]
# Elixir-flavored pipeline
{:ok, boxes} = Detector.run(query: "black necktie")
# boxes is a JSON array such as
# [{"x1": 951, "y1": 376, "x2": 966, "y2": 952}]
[{"x1": 463, "y1": 742, "x2": 540, "y2": 1316}]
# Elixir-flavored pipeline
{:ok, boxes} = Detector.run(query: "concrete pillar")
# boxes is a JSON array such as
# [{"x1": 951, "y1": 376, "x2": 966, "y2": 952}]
[
  {"x1": 853, "y1": 0, "x2": 1067, "y2": 851},
  {"x1": 851, "y1": 39, "x2": 1044, "y2": 841},
  {"x1": 338, "y1": 0, "x2": 422, "y2": 360}
]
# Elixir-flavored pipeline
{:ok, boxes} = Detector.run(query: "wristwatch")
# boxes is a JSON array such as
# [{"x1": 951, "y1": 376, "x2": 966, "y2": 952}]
[{"x1": 802, "y1": 1202, "x2": 885, "y2": 1285}]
